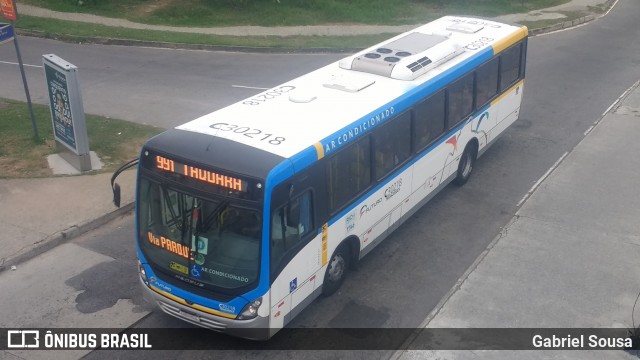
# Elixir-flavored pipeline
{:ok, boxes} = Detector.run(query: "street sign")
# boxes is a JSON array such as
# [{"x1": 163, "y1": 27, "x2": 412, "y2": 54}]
[
  {"x1": 43, "y1": 54, "x2": 91, "y2": 171},
  {"x1": 0, "y1": 23, "x2": 13, "y2": 45},
  {"x1": 1, "y1": 0, "x2": 16, "y2": 21}
]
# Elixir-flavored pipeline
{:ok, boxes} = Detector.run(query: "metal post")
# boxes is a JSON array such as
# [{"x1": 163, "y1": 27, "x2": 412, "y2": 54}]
[
  {"x1": 12, "y1": 30, "x2": 39, "y2": 139},
  {"x1": 7, "y1": 0, "x2": 38, "y2": 139}
]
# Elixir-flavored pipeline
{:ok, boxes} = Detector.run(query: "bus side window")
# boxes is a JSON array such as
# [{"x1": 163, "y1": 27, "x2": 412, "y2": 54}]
[
  {"x1": 271, "y1": 191, "x2": 314, "y2": 271},
  {"x1": 373, "y1": 111, "x2": 411, "y2": 180},
  {"x1": 499, "y1": 43, "x2": 522, "y2": 92},
  {"x1": 447, "y1": 72, "x2": 474, "y2": 129},
  {"x1": 475, "y1": 57, "x2": 499, "y2": 108},
  {"x1": 327, "y1": 138, "x2": 371, "y2": 213},
  {"x1": 414, "y1": 90, "x2": 446, "y2": 151}
]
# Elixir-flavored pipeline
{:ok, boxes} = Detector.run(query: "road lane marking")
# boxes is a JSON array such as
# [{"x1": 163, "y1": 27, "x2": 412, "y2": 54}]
[
  {"x1": 516, "y1": 151, "x2": 569, "y2": 208},
  {"x1": 583, "y1": 125, "x2": 595, "y2": 136},
  {"x1": 603, "y1": 82, "x2": 636, "y2": 117},
  {"x1": 231, "y1": 85, "x2": 269, "y2": 90},
  {"x1": 0, "y1": 60, "x2": 43, "y2": 68}
]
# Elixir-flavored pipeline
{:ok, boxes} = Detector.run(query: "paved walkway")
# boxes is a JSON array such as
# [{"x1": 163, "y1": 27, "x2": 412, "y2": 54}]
[
  {"x1": 0, "y1": 170, "x2": 136, "y2": 271},
  {"x1": 394, "y1": 81, "x2": 640, "y2": 358}
]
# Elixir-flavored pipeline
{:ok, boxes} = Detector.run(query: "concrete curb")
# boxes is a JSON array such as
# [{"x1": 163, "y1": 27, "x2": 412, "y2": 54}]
[
  {"x1": 529, "y1": 14, "x2": 596, "y2": 36},
  {"x1": 0, "y1": 202, "x2": 134, "y2": 273},
  {"x1": 528, "y1": 0, "x2": 616, "y2": 36}
]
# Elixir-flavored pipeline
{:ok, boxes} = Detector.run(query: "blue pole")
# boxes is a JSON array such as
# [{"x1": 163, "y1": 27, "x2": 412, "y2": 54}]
[
  {"x1": 12, "y1": 28, "x2": 39, "y2": 139},
  {"x1": 9, "y1": 0, "x2": 39, "y2": 139}
]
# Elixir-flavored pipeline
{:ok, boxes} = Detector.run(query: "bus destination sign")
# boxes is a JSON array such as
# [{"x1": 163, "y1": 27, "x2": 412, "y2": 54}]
[{"x1": 154, "y1": 154, "x2": 247, "y2": 192}]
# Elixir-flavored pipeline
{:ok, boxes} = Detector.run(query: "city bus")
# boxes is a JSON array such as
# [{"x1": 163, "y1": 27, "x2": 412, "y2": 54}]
[{"x1": 111, "y1": 16, "x2": 528, "y2": 340}]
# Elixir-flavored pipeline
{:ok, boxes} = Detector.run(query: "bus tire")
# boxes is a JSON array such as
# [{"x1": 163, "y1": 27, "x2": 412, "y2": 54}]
[
  {"x1": 453, "y1": 142, "x2": 477, "y2": 186},
  {"x1": 322, "y1": 244, "x2": 350, "y2": 296}
]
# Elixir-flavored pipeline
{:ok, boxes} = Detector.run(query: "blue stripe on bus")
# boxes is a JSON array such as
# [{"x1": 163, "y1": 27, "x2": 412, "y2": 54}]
[
  {"x1": 245, "y1": 159, "x2": 296, "y2": 300},
  {"x1": 134, "y1": 157, "x2": 285, "y2": 312},
  {"x1": 289, "y1": 146, "x2": 320, "y2": 173},
  {"x1": 292, "y1": 46, "x2": 495, "y2": 172},
  {"x1": 325, "y1": 90, "x2": 494, "y2": 228},
  {"x1": 135, "y1": 154, "x2": 144, "y2": 262},
  {"x1": 134, "y1": 37, "x2": 514, "y2": 311},
  {"x1": 136, "y1": 158, "x2": 297, "y2": 312},
  {"x1": 137, "y1": 243, "x2": 253, "y2": 315},
  {"x1": 140, "y1": 261, "x2": 250, "y2": 315}
]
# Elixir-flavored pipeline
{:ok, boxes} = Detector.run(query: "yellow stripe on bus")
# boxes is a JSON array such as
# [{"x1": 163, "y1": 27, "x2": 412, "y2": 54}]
[
  {"x1": 150, "y1": 285, "x2": 237, "y2": 319},
  {"x1": 491, "y1": 79, "x2": 525, "y2": 107},
  {"x1": 314, "y1": 142, "x2": 325, "y2": 160},
  {"x1": 492, "y1": 26, "x2": 528, "y2": 55},
  {"x1": 321, "y1": 223, "x2": 328, "y2": 266}
]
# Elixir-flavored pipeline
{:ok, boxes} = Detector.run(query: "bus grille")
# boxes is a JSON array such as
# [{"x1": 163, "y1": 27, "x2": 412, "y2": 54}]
[{"x1": 158, "y1": 300, "x2": 228, "y2": 330}]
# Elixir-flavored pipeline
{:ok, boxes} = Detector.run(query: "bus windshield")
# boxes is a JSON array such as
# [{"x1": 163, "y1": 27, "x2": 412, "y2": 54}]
[{"x1": 138, "y1": 178, "x2": 261, "y2": 291}]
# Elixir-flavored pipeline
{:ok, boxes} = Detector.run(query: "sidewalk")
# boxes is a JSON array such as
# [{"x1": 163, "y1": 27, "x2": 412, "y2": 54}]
[
  {"x1": 0, "y1": 170, "x2": 136, "y2": 271},
  {"x1": 394, "y1": 82, "x2": 640, "y2": 358}
]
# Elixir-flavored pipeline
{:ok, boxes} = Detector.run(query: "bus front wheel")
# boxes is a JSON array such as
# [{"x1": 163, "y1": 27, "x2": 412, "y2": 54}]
[
  {"x1": 322, "y1": 244, "x2": 350, "y2": 296},
  {"x1": 454, "y1": 142, "x2": 477, "y2": 186}
]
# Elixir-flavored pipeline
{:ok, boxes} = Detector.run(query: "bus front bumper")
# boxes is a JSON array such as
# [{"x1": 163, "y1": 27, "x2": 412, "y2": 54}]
[{"x1": 140, "y1": 278, "x2": 271, "y2": 340}]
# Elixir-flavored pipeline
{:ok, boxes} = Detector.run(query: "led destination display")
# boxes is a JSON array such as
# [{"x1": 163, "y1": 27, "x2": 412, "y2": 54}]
[{"x1": 153, "y1": 154, "x2": 247, "y2": 192}]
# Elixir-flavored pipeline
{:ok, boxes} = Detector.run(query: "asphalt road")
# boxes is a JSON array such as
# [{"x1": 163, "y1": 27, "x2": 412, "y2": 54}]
[
  {"x1": 0, "y1": 39, "x2": 344, "y2": 129},
  {"x1": 2, "y1": 0, "x2": 640, "y2": 358}
]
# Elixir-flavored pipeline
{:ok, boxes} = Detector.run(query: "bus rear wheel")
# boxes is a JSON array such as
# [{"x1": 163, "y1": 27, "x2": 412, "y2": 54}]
[
  {"x1": 322, "y1": 244, "x2": 350, "y2": 296},
  {"x1": 453, "y1": 143, "x2": 477, "y2": 186}
]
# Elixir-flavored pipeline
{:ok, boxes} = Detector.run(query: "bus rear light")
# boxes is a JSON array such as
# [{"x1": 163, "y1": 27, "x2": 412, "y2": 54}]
[{"x1": 237, "y1": 297, "x2": 262, "y2": 320}]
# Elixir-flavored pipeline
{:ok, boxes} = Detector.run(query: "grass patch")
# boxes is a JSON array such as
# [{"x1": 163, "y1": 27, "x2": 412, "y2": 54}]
[
  {"x1": 15, "y1": 15, "x2": 394, "y2": 49},
  {"x1": 0, "y1": 98, "x2": 162, "y2": 178},
  {"x1": 15, "y1": 0, "x2": 580, "y2": 49},
  {"x1": 21, "y1": 0, "x2": 571, "y2": 26}
]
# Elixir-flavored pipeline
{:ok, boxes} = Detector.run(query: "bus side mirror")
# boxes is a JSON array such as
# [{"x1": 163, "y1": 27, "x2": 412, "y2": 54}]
[
  {"x1": 110, "y1": 157, "x2": 139, "y2": 209},
  {"x1": 113, "y1": 183, "x2": 121, "y2": 208}
]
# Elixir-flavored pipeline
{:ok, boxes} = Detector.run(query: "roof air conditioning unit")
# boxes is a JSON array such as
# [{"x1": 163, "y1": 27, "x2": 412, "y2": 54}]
[{"x1": 339, "y1": 32, "x2": 464, "y2": 81}]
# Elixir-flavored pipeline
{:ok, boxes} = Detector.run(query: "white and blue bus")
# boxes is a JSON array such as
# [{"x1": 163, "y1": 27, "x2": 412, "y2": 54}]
[{"x1": 112, "y1": 16, "x2": 527, "y2": 340}]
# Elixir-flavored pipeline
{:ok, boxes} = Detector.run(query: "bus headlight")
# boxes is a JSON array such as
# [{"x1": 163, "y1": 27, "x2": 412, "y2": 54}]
[
  {"x1": 138, "y1": 260, "x2": 149, "y2": 286},
  {"x1": 237, "y1": 297, "x2": 262, "y2": 320}
]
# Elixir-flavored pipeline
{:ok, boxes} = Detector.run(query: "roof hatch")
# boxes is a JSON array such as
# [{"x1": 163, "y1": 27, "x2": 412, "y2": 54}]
[
  {"x1": 339, "y1": 31, "x2": 464, "y2": 81},
  {"x1": 323, "y1": 73, "x2": 376, "y2": 93},
  {"x1": 446, "y1": 22, "x2": 484, "y2": 34}
]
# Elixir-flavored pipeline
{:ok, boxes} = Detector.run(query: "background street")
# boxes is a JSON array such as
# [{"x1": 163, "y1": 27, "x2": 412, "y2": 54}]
[{"x1": 0, "y1": 0, "x2": 639, "y2": 359}]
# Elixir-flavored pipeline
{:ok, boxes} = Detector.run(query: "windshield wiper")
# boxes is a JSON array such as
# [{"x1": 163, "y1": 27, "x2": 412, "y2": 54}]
[
  {"x1": 161, "y1": 186, "x2": 192, "y2": 245},
  {"x1": 161, "y1": 186, "x2": 181, "y2": 231},
  {"x1": 186, "y1": 199, "x2": 200, "y2": 251}
]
